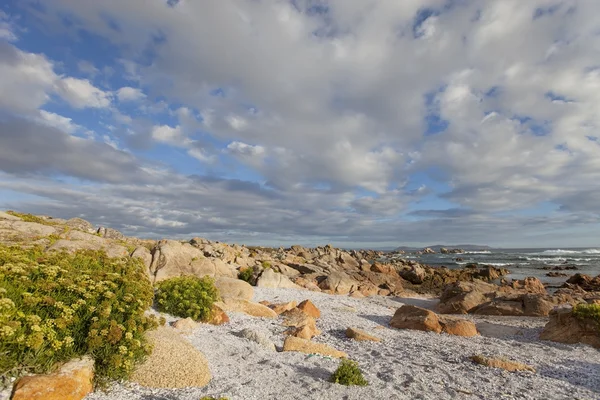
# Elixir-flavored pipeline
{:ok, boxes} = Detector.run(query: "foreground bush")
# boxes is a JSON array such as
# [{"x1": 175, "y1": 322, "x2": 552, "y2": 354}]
[
  {"x1": 0, "y1": 245, "x2": 158, "y2": 385},
  {"x1": 330, "y1": 359, "x2": 368, "y2": 386},
  {"x1": 155, "y1": 276, "x2": 219, "y2": 321}
]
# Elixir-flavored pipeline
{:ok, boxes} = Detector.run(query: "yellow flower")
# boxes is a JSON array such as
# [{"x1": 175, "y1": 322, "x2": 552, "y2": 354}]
[
  {"x1": 118, "y1": 345, "x2": 128, "y2": 355},
  {"x1": 30, "y1": 324, "x2": 41, "y2": 332},
  {"x1": 0, "y1": 325, "x2": 15, "y2": 338}
]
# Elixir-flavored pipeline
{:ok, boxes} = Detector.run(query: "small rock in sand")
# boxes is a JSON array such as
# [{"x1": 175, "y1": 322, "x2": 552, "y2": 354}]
[
  {"x1": 269, "y1": 300, "x2": 298, "y2": 314},
  {"x1": 172, "y1": 317, "x2": 198, "y2": 332},
  {"x1": 236, "y1": 328, "x2": 276, "y2": 351},
  {"x1": 470, "y1": 355, "x2": 535, "y2": 372},
  {"x1": 216, "y1": 298, "x2": 277, "y2": 318},
  {"x1": 282, "y1": 336, "x2": 348, "y2": 358},
  {"x1": 346, "y1": 327, "x2": 381, "y2": 342}
]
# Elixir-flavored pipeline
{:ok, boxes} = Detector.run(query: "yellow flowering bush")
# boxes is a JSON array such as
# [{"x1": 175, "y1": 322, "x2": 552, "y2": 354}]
[
  {"x1": 0, "y1": 245, "x2": 158, "y2": 385},
  {"x1": 155, "y1": 276, "x2": 219, "y2": 321}
]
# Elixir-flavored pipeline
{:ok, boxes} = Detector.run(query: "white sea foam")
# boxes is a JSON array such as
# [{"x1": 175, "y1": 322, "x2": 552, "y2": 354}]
[
  {"x1": 464, "y1": 250, "x2": 492, "y2": 254},
  {"x1": 541, "y1": 249, "x2": 600, "y2": 255}
]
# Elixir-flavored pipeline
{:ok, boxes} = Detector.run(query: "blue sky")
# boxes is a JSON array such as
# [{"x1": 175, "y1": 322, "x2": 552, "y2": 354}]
[{"x1": 1, "y1": 0, "x2": 599, "y2": 249}]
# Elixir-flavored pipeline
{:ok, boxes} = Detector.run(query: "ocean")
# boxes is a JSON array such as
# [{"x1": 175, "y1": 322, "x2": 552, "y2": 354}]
[{"x1": 395, "y1": 248, "x2": 600, "y2": 287}]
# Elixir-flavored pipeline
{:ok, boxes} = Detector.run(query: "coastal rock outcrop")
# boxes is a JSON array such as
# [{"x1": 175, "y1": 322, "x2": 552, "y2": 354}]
[
  {"x1": 540, "y1": 307, "x2": 600, "y2": 348},
  {"x1": 390, "y1": 305, "x2": 478, "y2": 337}
]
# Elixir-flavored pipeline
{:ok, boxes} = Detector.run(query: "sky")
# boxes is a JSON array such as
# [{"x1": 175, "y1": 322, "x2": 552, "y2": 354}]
[{"x1": 0, "y1": 0, "x2": 599, "y2": 249}]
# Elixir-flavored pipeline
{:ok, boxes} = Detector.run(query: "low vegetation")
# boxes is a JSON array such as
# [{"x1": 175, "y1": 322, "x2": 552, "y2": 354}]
[
  {"x1": 6, "y1": 211, "x2": 57, "y2": 226},
  {"x1": 573, "y1": 303, "x2": 600, "y2": 327},
  {"x1": 330, "y1": 359, "x2": 368, "y2": 386},
  {"x1": 238, "y1": 267, "x2": 254, "y2": 285},
  {"x1": 0, "y1": 245, "x2": 158, "y2": 385},
  {"x1": 155, "y1": 276, "x2": 219, "y2": 321}
]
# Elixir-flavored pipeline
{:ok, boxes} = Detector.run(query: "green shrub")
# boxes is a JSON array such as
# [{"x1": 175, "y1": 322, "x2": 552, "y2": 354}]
[
  {"x1": 573, "y1": 303, "x2": 600, "y2": 327},
  {"x1": 6, "y1": 211, "x2": 56, "y2": 226},
  {"x1": 330, "y1": 359, "x2": 368, "y2": 386},
  {"x1": 154, "y1": 276, "x2": 219, "y2": 321},
  {"x1": 237, "y1": 268, "x2": 254, "y2": 285},
  {"x1": 261, "y1": 261, "x2": 272, "y2": 269},
  {"x1": 0, "y1": 245, "x2": 158, "y2": 385}
]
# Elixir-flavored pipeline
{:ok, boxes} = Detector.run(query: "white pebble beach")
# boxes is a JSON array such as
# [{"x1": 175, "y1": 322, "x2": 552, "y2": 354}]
[{"x1": 85, "y1": 288, "x2": 600, "y2": 400}]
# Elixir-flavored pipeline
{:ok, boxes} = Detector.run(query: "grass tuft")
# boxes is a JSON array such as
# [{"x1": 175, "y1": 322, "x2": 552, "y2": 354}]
[{"x1": 330, "y1": 359, "x2": 368, "y2": 386}]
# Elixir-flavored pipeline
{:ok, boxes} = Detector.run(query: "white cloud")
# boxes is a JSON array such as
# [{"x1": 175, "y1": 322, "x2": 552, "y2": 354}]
[
  {"x1": 56, "y1": 77, "x2": 112, "y2": 108},
  {"x1": 151, "y1": 124, "x2": 188, "y2": 147},
  {"x1": 116, "y1": 86, "x2": 146, "y2": 102},
  {"x1": 37, "y1": 110, "x2": 78, "y2": 134},
  {"x1": 0, "y1": 42, "x2": 56, "y2": 113},
  {"x1": 3, "y1": 1, "x2": 600, "y2": 246}
]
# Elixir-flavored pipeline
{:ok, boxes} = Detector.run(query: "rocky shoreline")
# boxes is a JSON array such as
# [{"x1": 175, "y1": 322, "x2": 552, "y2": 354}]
[{"x1": 2, "y1": 210, "x2": 600, "y2": 400}]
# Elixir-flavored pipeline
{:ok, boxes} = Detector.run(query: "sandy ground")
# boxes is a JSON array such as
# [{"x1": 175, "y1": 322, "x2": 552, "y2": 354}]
[{"x1": 84, "y1": 288, "x2": 600, "y2": 400}]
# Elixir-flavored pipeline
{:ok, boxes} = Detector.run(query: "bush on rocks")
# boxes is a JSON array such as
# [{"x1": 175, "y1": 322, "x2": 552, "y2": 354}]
[
  {"x1": 155, "y1": 276, "x2": 219, "y2": 321},
  {"x1": 237, "y1": 267, "x2": 254, "y2": 285},
  {"x1": 573, "y1": 303, "x2": 600, "y2": 328},
  {"x1": 0, "y1": 245, "x2": 158, "y2": 385},
  {"x1": 330, "y1": 359, "x2": 368, "y2": 386}
]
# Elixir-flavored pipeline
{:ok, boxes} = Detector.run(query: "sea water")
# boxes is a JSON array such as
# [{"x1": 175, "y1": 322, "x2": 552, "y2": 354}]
[{"x1": 394, "y1": 248, "x2": 600, "y2": 287}]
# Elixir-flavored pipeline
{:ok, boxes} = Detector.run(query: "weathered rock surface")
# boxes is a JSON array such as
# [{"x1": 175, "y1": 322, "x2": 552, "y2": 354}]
[
  {"x1": 172, "y1": 317, "x2": 198, "y2": 332},
  {"x1": 346, "y1": 327, "x2": 381, "y2": 342},
  {"x1": 206, "y1": 305, "x2": 230, "y2": 325},
  {"x1": 540, "y1": 307, "x2": 600, "y2": 348},
  {"x1": 437, "y1": 281, "x2": 497, "y2": 314},
  {"x1": 268, "y1": 300, "x2": 298, "y2": 315},
  {"x1": 216, "y1": 298, "x2": 277, "y2": 318},
  {"x1": 564, "y1": 274, "x2": 600, "y2": 292},
  {"x1": 11, "y1": 356, "x2": 94, "y2": 400},
  {"x1": 131, "y1": 327, "x2": 211, "y2": 388},
  {"x1": 215, "y1": 277, "x2": 254, "y2": 301},
  {"x1": 256, "y1": 268, "x2": 300, "y2": 289},
  {"x1": 439, "y1": 317, "x2": 479, "y2": 337},
  {"x1": 282, "y1": 336, "x2": 347, "y2": 358},
  {"x1": 297, "y1": 299, "x2": 321, "y2": 318},
  {"x1": 236, "y1": 328, "x2": 276, "y2": 351},
  {"x1": 471, "y1": 355, "x2": 535, "y2": 372},
  {"x1": 390, "y1": 305, "x2": 442, "y2": 333}
]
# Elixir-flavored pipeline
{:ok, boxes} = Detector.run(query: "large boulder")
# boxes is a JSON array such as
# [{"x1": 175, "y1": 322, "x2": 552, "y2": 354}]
[
  {"x1": 131, "y1": 327, "x2": 211, "y2": 388},
  {"x1": 540, "y1": 307, "x2": 600, "y2": 348},
  {"x1": 501, "y1": 277, "x2": 547, "y2": 295},
  {"x1": 131, "y1": 246, "x2": 153, "y2": 271},
  {"x1": 96, "y1": 226, "x2": 124, "y2": 240},
  {"x1": 11, "y1": 357, "x2": 94, "y2": 400},
  {"x1": 214, "y1": 277, "x2": 254, "y2": 301},
  {"x1": 471, "y1": 294, "x2": 558, "y2": 317},
  {"x1": 390, "y1": 305, "x2": 442, "y2": 333},
  {"x1": 400, "y1": 265, "x2": 427, "y2": 284},
  {"x1": 317, "y1": 271, "x2": 358, "y2": 294},
  {"x1": 437, "y1": 281, "x2": 497, "y2": 314},
  {"x1": 256, "y1": 268, "x2": 300, "y2": 289},
  {"x1": 64, "y1": 218, "x2": 95, "y2": 233},
  {"x1": 564, "y1": 274, "x2": 600, "y2": 292},
  {"x1": 150, "y1": 240, "x2": 236, "y2": 282},
  {"x1": 297, "y1": 299, "x2": 321, "y2": 318},
  {"x1": 439, "y1": 317, "x2": 478, "y2": 337}
]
